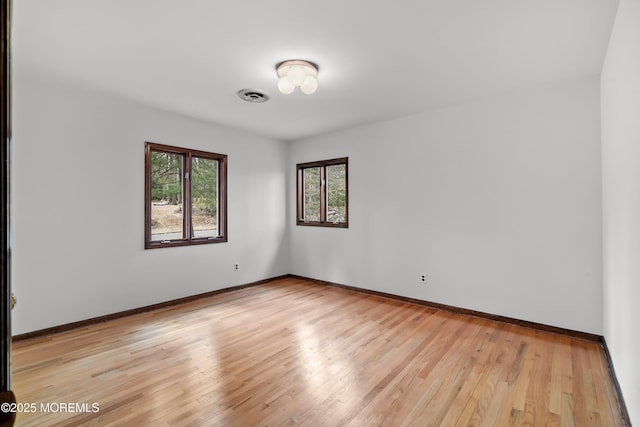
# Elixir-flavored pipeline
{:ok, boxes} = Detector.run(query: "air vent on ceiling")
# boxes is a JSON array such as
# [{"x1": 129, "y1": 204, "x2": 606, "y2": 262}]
[{"x1": 237, "y1": 89, "x2": 269, "y2": 103}]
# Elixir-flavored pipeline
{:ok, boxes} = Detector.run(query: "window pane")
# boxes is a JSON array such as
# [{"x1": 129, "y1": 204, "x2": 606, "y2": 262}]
[
  {"x1": 191, "y1": 156, "x2": 218, "y2": 238},
  {"x1": 303, "y1": 167, "x2": 321, "y2": 222},
  {"x1": 326, "y1": 164, "x2": 347, "y2": 223},
  {"x1": 150, "y1": 151, "x2": 184, "y2": 241}
]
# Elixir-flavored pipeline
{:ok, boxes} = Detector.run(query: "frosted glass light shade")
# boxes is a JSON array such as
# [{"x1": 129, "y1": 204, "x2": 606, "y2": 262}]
[
  {"x1": 300, "y1": 76, "x2": 318, "y2": 94},
  {"x1": 278, "y1": 77, "x2": 295, "y2": 94},
  {"x1": 276, "y1": 60, "x2": 318, "y2": 95},
  {"x1": 287, "y1": 66, "x2": 306, "y2": 86}
]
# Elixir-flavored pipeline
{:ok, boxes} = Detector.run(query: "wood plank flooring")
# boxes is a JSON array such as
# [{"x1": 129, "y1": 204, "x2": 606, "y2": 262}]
[{"x1": 11, "y1": 277, "x2": 626, "y2": 426}]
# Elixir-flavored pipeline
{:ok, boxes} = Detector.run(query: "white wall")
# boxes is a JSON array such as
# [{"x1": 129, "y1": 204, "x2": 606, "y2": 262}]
[
  {"x1": 289, "y1": 77, "x2": 603, "y2": 334},
  {"x1": 601, "y1": 0, "x2": 640, "y2": 422},
  {"x1": 11, "y1": 67, "x2": 604, "y2": 339},
  {"x1": 11, "y1": 69, "x2": 289, "y2": 335}
]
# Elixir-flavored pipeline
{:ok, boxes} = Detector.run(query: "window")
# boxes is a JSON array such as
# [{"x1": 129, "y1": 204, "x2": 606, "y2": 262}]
[
  {"x1": 145, "y1": 142, "x2": 227, "y2": 249},
  {"x1": 296, "y1": 157, "x2": 348, "y2": 227}
]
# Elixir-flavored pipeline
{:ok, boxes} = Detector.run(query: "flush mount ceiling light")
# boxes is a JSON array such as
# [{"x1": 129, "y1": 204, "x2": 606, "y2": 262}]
[{"x1": 276, "y1": 60, "x2": 319, "y2": 95}]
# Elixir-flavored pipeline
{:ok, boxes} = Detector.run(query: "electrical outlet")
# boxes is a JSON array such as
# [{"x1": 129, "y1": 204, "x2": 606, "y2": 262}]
[
  {"x1": 420, "y1": 273, "x2": 427, "y2": 283},
  {"x1": 234, "y1": 263, "x2": 239, "y2": 272}
]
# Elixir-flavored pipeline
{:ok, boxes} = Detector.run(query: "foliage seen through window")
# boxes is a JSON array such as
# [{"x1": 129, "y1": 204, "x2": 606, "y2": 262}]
[{"x1": 145, "y1": 143, "x2": 227, "y2": 248}]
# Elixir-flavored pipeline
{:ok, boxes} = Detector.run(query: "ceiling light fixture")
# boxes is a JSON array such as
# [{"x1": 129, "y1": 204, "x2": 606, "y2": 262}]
[{"x1": 276, "y1": 60, "x2": 319, "y2": 95}]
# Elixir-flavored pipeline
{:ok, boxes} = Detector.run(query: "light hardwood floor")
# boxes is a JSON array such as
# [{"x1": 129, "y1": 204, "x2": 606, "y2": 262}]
[{"x1": 11, "y1": 277, "x2": 625, "y2": 426}]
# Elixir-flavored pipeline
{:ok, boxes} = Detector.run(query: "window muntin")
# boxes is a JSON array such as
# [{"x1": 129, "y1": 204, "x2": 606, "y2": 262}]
[
  {"x1": 145, "y1": 142, "x2": 227, "y2": 248},
  {"x1": 296, "y1": 158, "x2": 348, "y2": 227}
]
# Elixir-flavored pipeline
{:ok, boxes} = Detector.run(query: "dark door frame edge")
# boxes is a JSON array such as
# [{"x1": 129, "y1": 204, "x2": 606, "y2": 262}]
[{"x1": 1, "y1": 0, "x2": 16, "y2": 425}]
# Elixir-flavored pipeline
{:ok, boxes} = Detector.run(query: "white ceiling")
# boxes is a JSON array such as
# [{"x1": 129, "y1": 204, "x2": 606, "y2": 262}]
[{"x1": 13, "y1": 0, "x2": 619, "y2": 141}]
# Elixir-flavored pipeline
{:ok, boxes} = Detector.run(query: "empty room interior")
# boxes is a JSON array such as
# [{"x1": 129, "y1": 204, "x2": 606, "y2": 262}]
[{"x1": 4, "y1": 0, "x2": 640, "y2": 425}]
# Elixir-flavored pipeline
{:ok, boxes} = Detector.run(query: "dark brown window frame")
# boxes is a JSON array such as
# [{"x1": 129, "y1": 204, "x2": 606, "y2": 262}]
[
  {"x1": 145, "y1": 142, "x2": 227, "y2": 249},
  {"x1": 296, "y1": 157, "x2": 348, "y2": 228}
]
